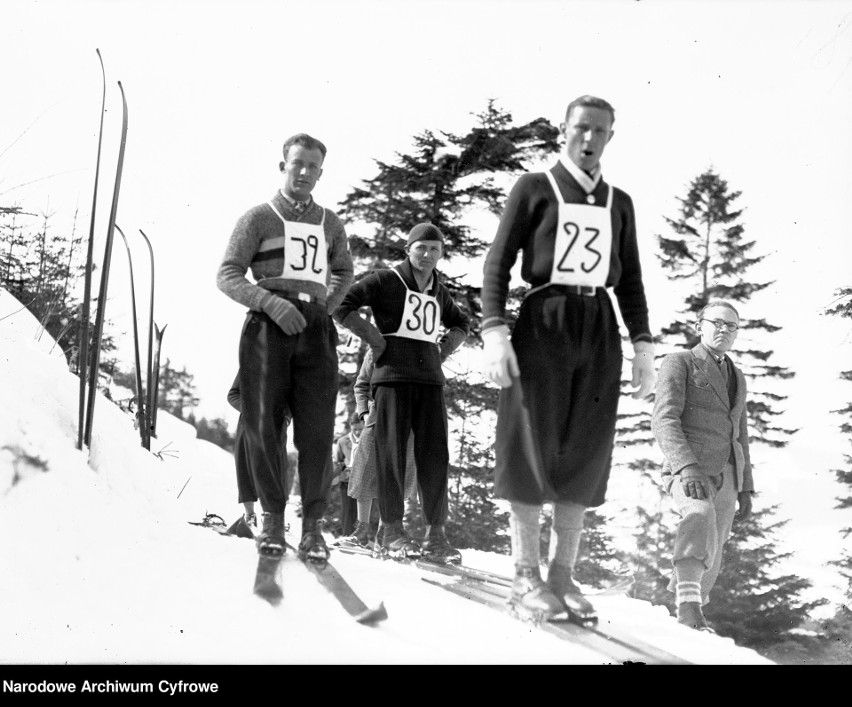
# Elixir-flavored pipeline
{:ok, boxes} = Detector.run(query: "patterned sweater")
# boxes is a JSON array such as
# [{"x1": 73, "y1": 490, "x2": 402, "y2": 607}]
[
  {"x1": 482, "y1": 161, "x2": 652, "y2": 344},
  {"x1": 217, "y1": 190, "x2": 354, "y2": 314},
  {"x1": 334, "y1": 260, "x2": 470, "y2": 386}
]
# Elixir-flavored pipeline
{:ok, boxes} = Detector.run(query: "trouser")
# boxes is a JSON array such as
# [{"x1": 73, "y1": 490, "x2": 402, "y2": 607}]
[
  {"x1": 338, "y1": 481, "x2": 357, "y2": 535},
  {"x1": 234, "y1": 415, "x2": 289, "y2": 505},
  {"x1": 494, "y1": 287, "x2": 622, "y2": 506},
  {"x1": 668, "y1": 462, "x2": 738, "y2": 604},
  {"x1": 238, "y1": 301, "x2": 338, "y2": 518},
  {"x1": 373, "y1": 383, "x2": 448, "y2": 526}
]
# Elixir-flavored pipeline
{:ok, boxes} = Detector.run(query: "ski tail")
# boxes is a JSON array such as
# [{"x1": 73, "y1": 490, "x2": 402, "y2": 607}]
[
  {"x1": 116, "y1": 225, "x2": 147, "y2": 448},
  {"x1": 84, "y1": 80, "x2": 129, "y2": 447},
  {"x1": 77, "y1": 47, "x2": 106, "y2": 450}
]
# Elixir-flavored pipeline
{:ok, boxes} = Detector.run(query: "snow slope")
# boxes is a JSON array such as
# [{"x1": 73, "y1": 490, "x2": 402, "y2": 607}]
[{"x1": 0, "y1": 287, "x2": 772, "y2": 666}]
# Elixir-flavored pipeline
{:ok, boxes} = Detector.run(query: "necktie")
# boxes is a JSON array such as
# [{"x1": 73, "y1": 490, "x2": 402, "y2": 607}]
[{"x1": 718, "y1": 356, "x2": 729, "y2": 386}]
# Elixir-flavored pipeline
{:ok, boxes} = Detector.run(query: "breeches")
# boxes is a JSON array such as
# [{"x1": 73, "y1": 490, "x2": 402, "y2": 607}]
[{"x1": 238, "y1": 303, "x2": 338, "y2": 517}]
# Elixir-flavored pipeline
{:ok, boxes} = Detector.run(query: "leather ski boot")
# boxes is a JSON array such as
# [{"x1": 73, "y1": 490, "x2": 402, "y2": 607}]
[
  {"x1": 298, "y1": 518, "x2": 329, "y2": 563},
  {"x1": 677, "y1": 601, "x2": 715, "y2": 632},
  {"x1": 547, "y1": 562, "x2": 597, "y2": 624},
  {"x1": 256, "y1": 512, "x2": 286, "y2": 556},
  {"x1": 381, "y1": 520, "x2": 421, "y2": 560},
  {"x1": 421, "y1": 525, "x2": 462, "y2": 564},
  {"x1": 338, "y1": 520, "x2": 371, "y2": 548},
  {"x1": 510, "y1": 566, "x2": 569, "y2": 623}
]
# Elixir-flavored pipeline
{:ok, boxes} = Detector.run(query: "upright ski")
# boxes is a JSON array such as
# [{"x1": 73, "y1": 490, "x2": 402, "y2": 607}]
[
  {"x1": 77, "y1": 48, "x2": 106, "y2": 450},
  {"x1": 138, "y1": 229, "x2": 156, "y2": 447},
  {"x1": 149, "y1": 322, "x2": 167, "y2": 439},
  {"x1": 84, "y1": 80, "x2": 129, "y2": 448},
  {"x1": 116, "y1": 225, "x2": 147, "y2": 447},
  {"x1": 286, "y1": 539, "x2": 387, "y2": 625}
]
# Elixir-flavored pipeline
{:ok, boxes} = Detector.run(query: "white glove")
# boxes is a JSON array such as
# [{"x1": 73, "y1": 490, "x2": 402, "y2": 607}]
[
  {"x1": 630, "y1": 340, "x2": 656, "y2": 399},
  {"x1": 482, "y1": 325, "x2": 519, "y2": 388}
]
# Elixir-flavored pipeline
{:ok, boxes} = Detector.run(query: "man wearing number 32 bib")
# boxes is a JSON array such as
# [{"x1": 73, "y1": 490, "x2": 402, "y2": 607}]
[
  {"x1": 335, "y1": 223, "x2": 470, "y2": 563},
  {"x1": 218, "y1": 133, "x2": 354, "y2": 562},
  {"x1": 481, "y1": 96, "x2": 656, "y2": 623}
]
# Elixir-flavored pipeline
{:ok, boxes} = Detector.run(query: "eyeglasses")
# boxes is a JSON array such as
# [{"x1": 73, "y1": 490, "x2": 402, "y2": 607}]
[{"x1": 700, "y1": 318, "x2": 739, "y2": 333}]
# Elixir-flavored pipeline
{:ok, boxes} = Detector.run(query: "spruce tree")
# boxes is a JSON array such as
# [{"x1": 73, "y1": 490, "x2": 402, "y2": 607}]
[{"x1": 621, "y1": 169, "x2": 809, "y2": 642}]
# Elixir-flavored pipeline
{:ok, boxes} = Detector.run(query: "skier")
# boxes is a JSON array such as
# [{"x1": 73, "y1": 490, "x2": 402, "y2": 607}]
[
  {"x1": 334, "y1": 223, "x2": 469, "y2": 563},
  {"x1": 481, "y1": 95, "x2": 656, "y2": 622},
  {"x1": 217, "y1": 133, "x2": 354, "y2": 560}
]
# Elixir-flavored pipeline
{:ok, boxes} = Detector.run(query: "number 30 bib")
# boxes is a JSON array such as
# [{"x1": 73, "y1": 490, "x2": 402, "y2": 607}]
[
  {"x1": 545, "y1": 172, "x2": 613, "y2": 288},
  {"x1": 262, "y1": 201, "x2": 328, "y2": 287},
  {"x1": 388, "y1": 269, "x2": 441, "y2": 343}
]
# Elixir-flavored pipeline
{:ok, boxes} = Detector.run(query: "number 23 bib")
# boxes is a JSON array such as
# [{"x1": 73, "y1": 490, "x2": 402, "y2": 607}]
[
  {"x1": 388, "y1": 269, "x2": 441, "y2": 343},
  {"x1": 545, "y1": 171, "x2": 613, "y2": 288}
]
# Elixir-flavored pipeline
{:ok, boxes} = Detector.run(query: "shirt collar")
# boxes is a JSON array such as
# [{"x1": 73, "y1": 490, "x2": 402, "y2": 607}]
[
  {"x1": 701, "y1": 343, "x2": 726, "y2": 366},
  {"x1": 278, "y1": 189, "x2": 312, "y2": 213},
  {"x1": 559, "y1": 155, "x2": 601, "y2": 193}
]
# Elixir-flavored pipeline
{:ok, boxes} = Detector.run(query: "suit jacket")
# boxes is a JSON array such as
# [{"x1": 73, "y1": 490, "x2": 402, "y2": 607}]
[{"x1": 651, "y1": 344, "x2": 753, "y2": 494}]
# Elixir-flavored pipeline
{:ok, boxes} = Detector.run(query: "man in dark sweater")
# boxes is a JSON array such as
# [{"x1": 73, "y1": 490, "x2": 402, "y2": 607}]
[
  {"x1": 335, "y1": 223, "x2": 469, "y2": 562},
  {"x1": 217, "y1": 133, "x2": 353, "y2": 560},
  {"x1": 481, "y1": 96, "x2": 656, "y2": 622}
]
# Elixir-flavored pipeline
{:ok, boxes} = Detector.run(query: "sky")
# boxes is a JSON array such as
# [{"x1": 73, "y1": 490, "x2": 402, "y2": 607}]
[
  {"x1": 2, "y1": 0, "x2": 852, "y2": 627},
  {"x1": 0, "y1": 286, "x2": 776, "y2": 667}
]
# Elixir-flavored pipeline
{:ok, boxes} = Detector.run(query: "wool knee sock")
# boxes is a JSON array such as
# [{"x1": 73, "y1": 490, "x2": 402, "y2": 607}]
[
  {"x1": 356, "y1": 498, "x2": 372, "y2": 523},
  {"x1": 674, "y1": 558, "x2": 704, "y2": 606},
  {"x1": 509, "y1": 501, "x2": 542, "y2": 570},
  {"x1": 549, "y1": 500, "x2": 586, "y2": 569}
]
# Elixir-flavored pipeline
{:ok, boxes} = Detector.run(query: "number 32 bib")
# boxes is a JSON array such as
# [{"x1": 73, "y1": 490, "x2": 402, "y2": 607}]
[
  {"x1": 388, "y1": 269, "x2": 441, "y2": 343},
  {"x1": 545, "y1": 171, "x2": 613, "y2": 288}
]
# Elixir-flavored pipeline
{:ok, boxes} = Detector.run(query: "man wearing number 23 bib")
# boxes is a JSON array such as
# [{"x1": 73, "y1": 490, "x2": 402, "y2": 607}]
[
  {"x1": 335, "y1": 223, "x2": 470, "y2": 563},
  {"x1": 481, "y1": 96, "x2": 656, "y2": 623}
]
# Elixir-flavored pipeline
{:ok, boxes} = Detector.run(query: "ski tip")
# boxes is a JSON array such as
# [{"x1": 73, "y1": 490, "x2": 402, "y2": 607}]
[{"x1": 355, "y1": 601, "x2": 388, "y2": 625}]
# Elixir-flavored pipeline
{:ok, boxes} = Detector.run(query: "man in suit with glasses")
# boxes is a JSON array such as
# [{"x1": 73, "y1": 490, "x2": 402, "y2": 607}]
[{"x1": 652, "y1": 299, "x2": 755, "y2": 632}]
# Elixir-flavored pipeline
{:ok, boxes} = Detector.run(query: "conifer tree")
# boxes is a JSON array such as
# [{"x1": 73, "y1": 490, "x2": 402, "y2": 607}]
[
  {"x1": 821, "y1": 288, "x2": 852, "y2": 659},
  {"x1": 620, "y1": 169, "x2": 809, "y2": 641},
  {"x1": 705, "y1": 506, "x2": 826, "y2": 648}
]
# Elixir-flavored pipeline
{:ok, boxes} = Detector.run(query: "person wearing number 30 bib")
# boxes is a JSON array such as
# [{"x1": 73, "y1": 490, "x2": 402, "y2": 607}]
[
  {"x1": 481, "y1": 96, "x2": 656, "y2": 623},
  {"x1": 335, "y1": 223, "x2": 470, "y2": 563}
]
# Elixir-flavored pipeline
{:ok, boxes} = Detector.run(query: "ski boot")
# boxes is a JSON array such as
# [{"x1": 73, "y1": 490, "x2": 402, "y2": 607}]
[
  {"x1": 298, "y1": 518, "x2": 330, "y2": 563},
  {"x1": 256, "y1": 512, "x2": 286, "y2": 556},
  {"x1": 677, "y1": 602, "x2": 715, "y2": 633},
  {"x1": 381, "y1": 520, "x2": 421, "y2": 560},
  {"x1": 509, "y1": 566, "x2": 569, "y2": 623},
  {"x1": 337, "y1": 520, "x2": 371, "y2": 548},
  {"x1": 421, "y1": 525, "x2": 462, "y2": 564},
  {"x1": 547, "y1": 562, "x2": 597, "y2": 624}
]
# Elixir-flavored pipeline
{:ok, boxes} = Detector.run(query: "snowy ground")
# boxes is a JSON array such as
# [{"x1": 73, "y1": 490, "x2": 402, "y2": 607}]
[{"x1": 0, "y1": 287, "x2": 774, "y2": 668}]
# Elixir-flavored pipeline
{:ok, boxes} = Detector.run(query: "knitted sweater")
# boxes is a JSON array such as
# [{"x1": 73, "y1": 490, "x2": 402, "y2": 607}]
[
  {"x1": 217, "y1": 190, "x2": 354, "y2": 314},
  {"x1": 482, "y1": 161, "x2": 652, "y2": 344},
  {"x1": 334, "y1": 260, "x2": 470, "y2": 386}
]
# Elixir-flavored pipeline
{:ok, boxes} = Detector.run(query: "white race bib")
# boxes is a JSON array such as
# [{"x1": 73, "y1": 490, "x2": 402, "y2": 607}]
[
  {"x1": 546, "y1": 172, "x2": 613, "y2": 288},
  {"x1": 389, "y1": 269, "x2": 441, "y2": 343},
  {"x1": 261, "y1": 202, "x2": 328, "y2": 287}
]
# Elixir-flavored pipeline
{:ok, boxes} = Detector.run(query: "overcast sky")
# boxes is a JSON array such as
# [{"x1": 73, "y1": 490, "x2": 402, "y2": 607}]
[{"x1": 2, "y1": 0, "x2": 851, "y2": 427}]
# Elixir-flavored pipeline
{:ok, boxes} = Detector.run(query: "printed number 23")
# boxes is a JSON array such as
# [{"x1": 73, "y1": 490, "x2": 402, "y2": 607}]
[
  {"x1": 556, "y1": 222, "x2": 602, "y2": 274},
  {"x1": 291, "y1": 235, "x2": 323, "y2": 274}
]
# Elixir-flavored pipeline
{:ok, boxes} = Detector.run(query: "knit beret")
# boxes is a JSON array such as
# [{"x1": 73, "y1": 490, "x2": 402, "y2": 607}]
[{"x1": 406, "y1": 223, "x2": 445, "y2": 246}]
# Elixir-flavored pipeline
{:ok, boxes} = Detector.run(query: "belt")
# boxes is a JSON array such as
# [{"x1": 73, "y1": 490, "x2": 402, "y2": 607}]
[
  {"x1": 549, "y1": 284, "x2": 601, "y2": 296},
  {"x1": 270, "y1": 290, "x2": 324, "y2": 305}
]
